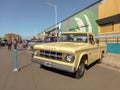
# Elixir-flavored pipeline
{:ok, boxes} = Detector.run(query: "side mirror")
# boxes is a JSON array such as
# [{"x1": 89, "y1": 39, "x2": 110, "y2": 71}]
[
  {"x1": 92, "y1": 41, "x2": 95, "y2": 44},
  {"x1": 96, "y1": 38, "x2": 99, "y2": 44}
]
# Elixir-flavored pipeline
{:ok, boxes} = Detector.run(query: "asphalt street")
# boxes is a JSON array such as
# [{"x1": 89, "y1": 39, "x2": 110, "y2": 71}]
[{"x1": 0, "y1": 47, "x2": 120, "y2": 90}]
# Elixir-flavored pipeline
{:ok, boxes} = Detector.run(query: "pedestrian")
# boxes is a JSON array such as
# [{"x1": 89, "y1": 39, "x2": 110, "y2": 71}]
[
  {"x1": 7, "y1": 38, "x2": 12, "y2": 51},
  {"x1": 51, "y1": 33, "x2": 57, "y2": 42},
  {"x1": 45, "y1": 33, "x2": 51, "y2": 42},
  {"x1": 13, "y1": 38, "x2": 18, "y2": 49}
]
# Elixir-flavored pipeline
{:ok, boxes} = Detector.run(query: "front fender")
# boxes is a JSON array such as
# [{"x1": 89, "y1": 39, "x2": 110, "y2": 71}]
[{"x1": 74, "y1": 52, "x2": 88, "y2": 71}]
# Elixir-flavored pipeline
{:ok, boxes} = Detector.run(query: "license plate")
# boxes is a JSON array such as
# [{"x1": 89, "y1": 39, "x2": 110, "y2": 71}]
[{"x1": 44, "y1": 62, "x2": 52, "y2": 67}]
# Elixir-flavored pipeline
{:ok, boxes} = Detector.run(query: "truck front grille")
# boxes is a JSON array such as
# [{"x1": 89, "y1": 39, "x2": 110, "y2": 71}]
[{"x1": 40, "y1": 50, "x2": 62, "y2": 60}]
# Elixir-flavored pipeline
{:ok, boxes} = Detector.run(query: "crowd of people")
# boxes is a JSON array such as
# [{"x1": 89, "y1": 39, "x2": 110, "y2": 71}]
[
  {"x1": 0, "y1": 32, "x2": 58, "y2": 52},
  {"x1": 7, "y1": 38, "x2": 18, "y2": 51},
  {"x1": 0, "y1": 37, "x2": 28, "y2": 51},
  {"x1": 41, "y1": 32, "x2": 57, "y2": 42}
]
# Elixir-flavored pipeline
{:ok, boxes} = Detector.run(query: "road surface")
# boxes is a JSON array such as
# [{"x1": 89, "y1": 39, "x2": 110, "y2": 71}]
[{"x1": 0, "y1": 47, "x2": 120, "y2": 90}]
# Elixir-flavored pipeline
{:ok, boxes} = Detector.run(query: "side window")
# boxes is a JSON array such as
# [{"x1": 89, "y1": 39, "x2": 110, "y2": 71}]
[{"x1": 89, "y1": 35, "x2": 94, "y2": 44}]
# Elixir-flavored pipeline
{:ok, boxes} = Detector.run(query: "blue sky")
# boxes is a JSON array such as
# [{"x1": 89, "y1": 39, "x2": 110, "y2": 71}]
[{"x1": 0, "y1": 0, "x2": 99, "y2": 37}]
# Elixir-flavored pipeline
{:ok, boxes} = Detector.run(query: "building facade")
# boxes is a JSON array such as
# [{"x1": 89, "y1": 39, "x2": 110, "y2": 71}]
[
  {"x1": 38, "y1": 0, "x2": 120, "y2": 54},
  {"x1": 97, "y1": 0, "x2": 120, "y2": 54},
  {"x1": 4, "y1": 33, "x2": 22, "y2": 41}
]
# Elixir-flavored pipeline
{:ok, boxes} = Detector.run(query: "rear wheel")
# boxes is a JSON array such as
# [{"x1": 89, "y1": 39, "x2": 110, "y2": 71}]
[
  {"x1": 98, "y1": 52, "x2": 104, "y2": 64},
  {"x1": 74, "y1": 60, "x2": 85, "y2": 79}
]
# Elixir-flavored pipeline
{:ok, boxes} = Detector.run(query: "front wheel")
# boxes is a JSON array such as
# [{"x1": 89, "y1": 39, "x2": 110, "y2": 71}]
[
  {"x1": 39, "y1": 64, "x2": 43, "y2": 68},
  {"x1": 74, "y1": 61, "x2": 85, "y2": 79}
]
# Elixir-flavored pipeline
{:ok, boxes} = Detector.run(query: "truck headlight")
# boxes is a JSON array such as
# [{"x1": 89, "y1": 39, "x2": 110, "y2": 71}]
[{"x1": 65, "y1": 54, "x2": 74, "y2": 63}]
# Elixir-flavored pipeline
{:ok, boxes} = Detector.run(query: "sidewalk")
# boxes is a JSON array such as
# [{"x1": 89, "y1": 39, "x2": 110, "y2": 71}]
[{"x1": 102, "y1": 53, "x2": 120, "y2": 69}]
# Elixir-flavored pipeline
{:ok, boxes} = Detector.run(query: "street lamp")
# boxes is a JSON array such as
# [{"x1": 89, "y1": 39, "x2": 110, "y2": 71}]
[{"x1": 46, "y1": 2, "x2": 58, "y2": 36}]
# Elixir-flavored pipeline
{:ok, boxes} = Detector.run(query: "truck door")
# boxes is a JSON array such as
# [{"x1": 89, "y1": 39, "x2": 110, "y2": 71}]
[{"x1": 88, "y1": 35, "x2": 99, "y2": 64}]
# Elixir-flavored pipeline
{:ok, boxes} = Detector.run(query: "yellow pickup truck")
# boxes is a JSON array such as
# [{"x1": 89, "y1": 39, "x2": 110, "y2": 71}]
[{"x1": 32, "y1": 32, "x2": 106, "y2": 78}]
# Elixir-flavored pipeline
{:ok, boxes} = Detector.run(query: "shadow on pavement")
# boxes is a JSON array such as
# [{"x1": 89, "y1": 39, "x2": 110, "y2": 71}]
[
  {"x1": 19, "y1": 63, "x2": 33, "y2": 71},
  {"x1": 40, "y1": 61, "x2": 99, "y2": 78},
  {"x1": 41, "y1": 65, "x2": 74, "y2": 78},
  {"x1": 86, "y1": 60, "x2": 99, "y2": 70}
]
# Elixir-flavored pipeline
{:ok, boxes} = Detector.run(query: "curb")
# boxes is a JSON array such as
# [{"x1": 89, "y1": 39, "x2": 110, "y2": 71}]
[
  {"x1": 102, "y1": 53, "x2": 120, "y2": 69},
  {"x1": 102, "y1": 61, "x2": 120, "y2": 69}
]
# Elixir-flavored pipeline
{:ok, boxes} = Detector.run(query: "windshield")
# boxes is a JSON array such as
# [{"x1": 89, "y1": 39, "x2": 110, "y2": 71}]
[{"x1": 58, "y1": 33, "x2": 87, "y2": 43}]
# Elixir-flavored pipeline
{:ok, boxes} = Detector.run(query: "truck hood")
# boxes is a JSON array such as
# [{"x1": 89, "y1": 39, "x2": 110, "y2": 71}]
[{"x1": 34, "y1": 42, "x2": 88, "y2": 53}]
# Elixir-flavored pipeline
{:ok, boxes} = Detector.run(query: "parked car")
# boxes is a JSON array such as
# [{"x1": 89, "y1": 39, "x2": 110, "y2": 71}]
[
  {"x1": 27, "y1": 39, "x2": 42, "y2": 51},
  {"x1": 0, "y1": 40, "x2": 7, "y2": 47}
]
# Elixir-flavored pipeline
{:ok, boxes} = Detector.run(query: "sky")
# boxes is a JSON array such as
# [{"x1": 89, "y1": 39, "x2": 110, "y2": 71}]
[{"x1": 0, "y1": 0, "x2": 99, "y2": 38}]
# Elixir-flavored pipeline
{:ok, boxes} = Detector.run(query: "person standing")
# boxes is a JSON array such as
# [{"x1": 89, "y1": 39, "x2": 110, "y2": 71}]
[
  {"x1": 51, "y1": 33, "x2": 57, "y2": 42},
  {"x1": 13, "y1": 38, "x2": 19, "y2": 72},
  {"x1": 7, "y1": 38, "x2": 12, "y2": 51},
  {"x1": 13, "y1": 38, "x2": 18, "y2": 49}
]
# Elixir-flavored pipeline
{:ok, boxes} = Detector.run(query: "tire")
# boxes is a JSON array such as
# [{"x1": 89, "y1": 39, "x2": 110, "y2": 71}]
[
  {"x1": 98, "y1": 52, "x2": 104, "y2": 64},
  {"x1": 74, "y1": 60, "x2": 85, "y2": 79},
  {"x1": 40, "y1": 64, "x2": 43, "y2": 68}
]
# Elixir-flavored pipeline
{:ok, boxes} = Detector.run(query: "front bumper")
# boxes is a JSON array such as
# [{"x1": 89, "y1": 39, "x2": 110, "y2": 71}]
[{"x1": 31, "y1": 58, "x2": 75, "y2": 73}]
